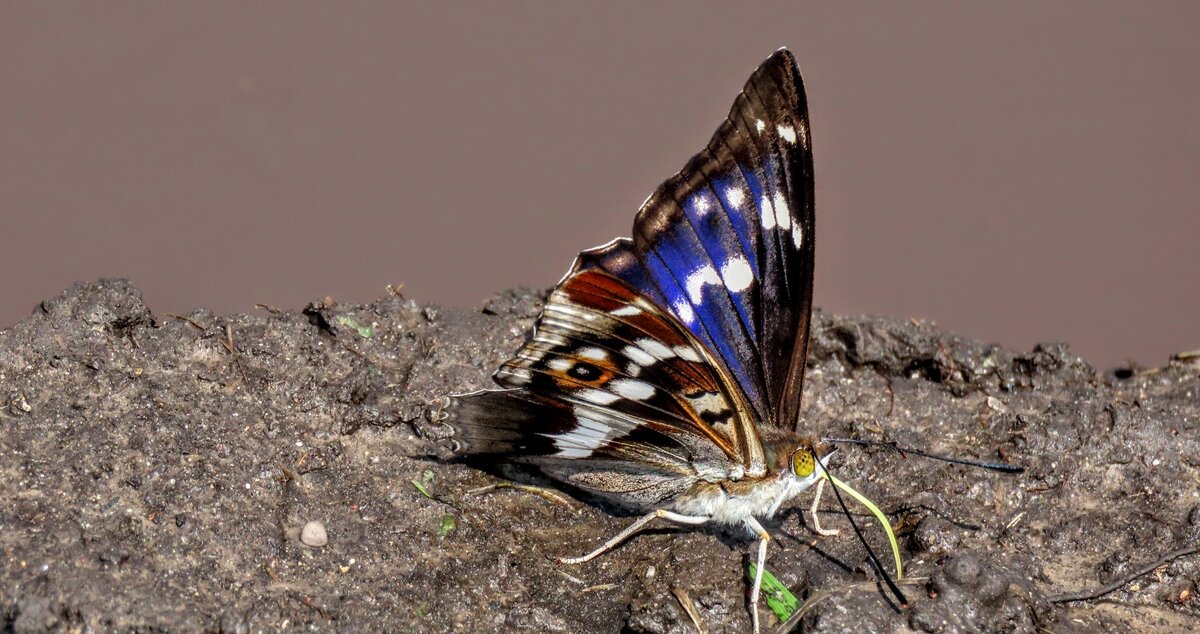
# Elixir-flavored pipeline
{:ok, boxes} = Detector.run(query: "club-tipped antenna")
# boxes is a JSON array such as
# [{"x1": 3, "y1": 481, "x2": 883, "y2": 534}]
[
  {"x1": 821, "y1": 437, "x2": 1024, "y2": 473},
  {"x1": 819, "y1": 461, "x2": 909, "y2": 609}
]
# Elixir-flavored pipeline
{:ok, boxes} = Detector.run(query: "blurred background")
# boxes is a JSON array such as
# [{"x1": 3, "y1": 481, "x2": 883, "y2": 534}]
[{"x1": 2, "y1": 2, "x2": 1196, "y2": 370}]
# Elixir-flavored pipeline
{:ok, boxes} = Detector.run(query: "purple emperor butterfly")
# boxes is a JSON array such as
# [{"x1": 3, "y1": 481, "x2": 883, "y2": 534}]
[{"x1": 446, "y1": 49, "x2": 834, "y2": 633}]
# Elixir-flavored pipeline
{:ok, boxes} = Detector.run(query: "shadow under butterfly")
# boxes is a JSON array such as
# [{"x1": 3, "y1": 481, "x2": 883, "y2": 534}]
[{"x1": 438, "y1": 48, "x2": 996, "y2": 632}]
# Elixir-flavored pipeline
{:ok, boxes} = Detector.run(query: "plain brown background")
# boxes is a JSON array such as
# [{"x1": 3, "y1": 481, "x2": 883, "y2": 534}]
[{"x1": 2, "y1": 2, "x2": 1196, "y2": 370}]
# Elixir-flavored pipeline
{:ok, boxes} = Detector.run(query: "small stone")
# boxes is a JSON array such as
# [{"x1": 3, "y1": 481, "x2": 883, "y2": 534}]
[
  {"x1": 944, "y1": 554, "x2": 982, "y2": 586},
  {"x1": 8, "y1": 393, "x2": 32, "y2": 416},
  {"x1": 301, "y1": 520, "x2": 328, "y2": 547}
]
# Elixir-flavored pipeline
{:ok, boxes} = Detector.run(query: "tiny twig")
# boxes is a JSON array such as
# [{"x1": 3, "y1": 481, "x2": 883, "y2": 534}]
[
  {"x1": 671, "y1": 587, "x2": 708, "y2": 634},
  {"x1": 581, "y1": 583, "x2": 618, "y2": 593},
  {"x1": 467, "y1": 482, "x2": 579, "y2": 512},
  {"x1": 221, "y1": 324, "x2": 248, "y2": 382},
  {"x1": 164, "y1": 313, "x2": 206, "y2": 331},
  {"x1": 1048, "y1": 545, "x2": 1200, "y2": 603},
  {"x1": 557, "y1": 570, "x2": 586, "y2": 585}
]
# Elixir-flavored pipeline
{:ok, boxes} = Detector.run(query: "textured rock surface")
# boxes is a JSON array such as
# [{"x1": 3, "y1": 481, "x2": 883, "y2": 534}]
[{"x1": 1, "y1": 279, "x2": 1197, "y2": 632}]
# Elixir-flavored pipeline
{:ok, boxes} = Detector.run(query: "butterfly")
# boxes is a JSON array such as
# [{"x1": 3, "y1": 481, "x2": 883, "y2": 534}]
[{"x1": 444, "y1": 48, "x2": 834, "y2": 633}]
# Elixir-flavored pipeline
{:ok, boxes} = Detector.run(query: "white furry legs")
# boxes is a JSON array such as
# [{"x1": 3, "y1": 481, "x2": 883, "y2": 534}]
[
  {"x1": 809, "y1": 478, "x2": 841, "y2": 537},
  {"x1": 744, "y1": 517, "x2": 770, "y2": 634},
  {"x1": 558, "y1": 509, "x2": 710, "y2": 565}
]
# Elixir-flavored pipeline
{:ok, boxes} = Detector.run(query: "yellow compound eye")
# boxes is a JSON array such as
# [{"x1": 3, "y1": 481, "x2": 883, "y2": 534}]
[{"x1": 791, "y1": 449, "x2": 815, "y2": 477}]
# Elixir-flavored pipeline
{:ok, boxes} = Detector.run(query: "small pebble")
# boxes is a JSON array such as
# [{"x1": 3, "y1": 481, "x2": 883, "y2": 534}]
[{"x1": 301, "y1": 521, "x2": 328, "y2": 547}]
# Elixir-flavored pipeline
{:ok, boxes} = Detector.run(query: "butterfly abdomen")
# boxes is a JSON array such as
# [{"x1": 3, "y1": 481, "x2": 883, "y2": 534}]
[{"x1": 673, "y1": 473, "x2": 795, "y2": 527}]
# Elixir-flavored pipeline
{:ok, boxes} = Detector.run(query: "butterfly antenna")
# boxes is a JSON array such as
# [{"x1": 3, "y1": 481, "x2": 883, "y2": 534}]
[
  {"x1": 822, "y1": 437, "x2": 1024, "y2": 473},
  {"x1": 821, "y1": 462, "x2": 909, "y2": 609}
]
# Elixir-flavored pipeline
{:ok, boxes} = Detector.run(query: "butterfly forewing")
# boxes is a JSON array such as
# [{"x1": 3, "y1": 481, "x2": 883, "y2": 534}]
[{"x1": 574, "y1": 49, "x2": 815, "y2": 431}]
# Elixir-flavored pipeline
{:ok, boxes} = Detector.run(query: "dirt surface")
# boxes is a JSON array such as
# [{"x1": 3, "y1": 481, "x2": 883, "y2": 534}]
[{"x1": 1, "y1": 278, "x2": 1197, "y2": 633}]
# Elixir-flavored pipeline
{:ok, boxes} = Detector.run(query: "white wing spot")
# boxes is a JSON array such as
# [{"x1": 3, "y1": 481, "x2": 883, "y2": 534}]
[
  {"x1": 694, "y1": 193, "x2": 713, "y2": 215},
  {"x1": 625, "y1": 362, "x2": 642, "y2": 377},
  {"x1": 551, "y1": 412, "x2": 618, "y2": 458},
  {"x1": 577, "y1": 347, "x2": 608, "y2": 361},
  {"x1": 673, "y1": 299, "x2": 696, "y2": 324},
  {"x1": 773, "y1": 191, "x2": 791, "y2": 230},
  {"x1": 554, "y1": 445, "x2": 591, "y2": 459},
  {"x1": 777, "y1": 124, "x2": 797, "y2": 144},
  {"x1": 792, "y1": 223, "x2": 804, "y2": 250},
  {"x1": 636, "y1": 338, "x2": 676, "y2": 360},
  {"x1": 720, "y1": 256, "x2": 754, "y2": 293},
  {"x1": 610, "y1": 378, "x2": 656, "y2": 401},
  {"x1": 673, "y1": 346, "x2": 702, "y2": 362},
  {"x1": 498, "y1": 372, "x2": 530, "y2": 386},
  {"x1": 759, "y1": 194, "x2": 777, "y2": 230},
  {"x1": 610, "y1": 305, "x2": 642, "y2": 317},
  {"x1": 578, "y1": 388, "x2": 620, "y2": 406},
  {"x1": 686, "y1": 392, "x2": 727, "y2": 415},
  {"x1": 547, "y1": 358, "x2": 572, "y2": 372},
  {"x1": 755, "y1": 119, "x2": 766, "y2": 133},
  {"x1": 725, "y1": 186, "x2": 746, "y2": 208},
  {"x1": 623, "y1": 345, "x2": 657, "y2": 366},
  {"x1": 685, "y1": 265, "x2": 721, "y2": 304}
]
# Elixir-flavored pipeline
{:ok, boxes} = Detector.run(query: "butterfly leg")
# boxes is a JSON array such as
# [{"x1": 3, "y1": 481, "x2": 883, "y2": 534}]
[
  {"x1": 559, "y1": 509, "x2": 709, "y2": 565},
  {"x1": 809, "y1": 478, "x2": 840, "y2": 536},
  {"x1": 744, "y1": 517, "x2": 771, "y2": 634}
]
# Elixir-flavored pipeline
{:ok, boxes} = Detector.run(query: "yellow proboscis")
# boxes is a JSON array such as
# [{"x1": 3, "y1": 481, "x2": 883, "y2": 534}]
[{"x1": 823, "y1": 472, "x2": 904, "y2": 579}]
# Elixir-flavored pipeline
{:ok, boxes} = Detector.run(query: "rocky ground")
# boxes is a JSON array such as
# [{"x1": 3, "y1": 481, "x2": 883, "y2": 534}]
[{"x1": 1, "y1": 278, "x2": 1197, "y2": 633}]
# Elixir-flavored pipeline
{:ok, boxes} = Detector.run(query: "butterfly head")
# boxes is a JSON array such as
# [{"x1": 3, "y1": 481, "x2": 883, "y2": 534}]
[
  {"x1": 788, "y1": 441, "x2": 835, "y2": 488},
  {"x1": 762, "y1": 439, "x2": 836, "y2": 518}
]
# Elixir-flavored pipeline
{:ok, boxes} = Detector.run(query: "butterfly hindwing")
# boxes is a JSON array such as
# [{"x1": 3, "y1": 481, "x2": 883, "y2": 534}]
[
  {"x1": 494, "y1": 269, "x2": 764, "y2": 475},
  {"x1": 443, "y1": 388, "x2": 702, "y2": 507},
  {"x1": 445, "y1": 269, "x2": 762, "y2": 505}
]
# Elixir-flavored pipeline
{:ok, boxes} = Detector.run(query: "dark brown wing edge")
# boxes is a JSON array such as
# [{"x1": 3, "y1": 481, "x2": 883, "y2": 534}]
[{"x1": 761, "y1": 48, "x2": 816, "y2": 432}]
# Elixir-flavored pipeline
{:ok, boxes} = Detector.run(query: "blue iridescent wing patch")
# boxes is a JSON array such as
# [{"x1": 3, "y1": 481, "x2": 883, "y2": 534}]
[{"x1": 573, "y1": 49, "x2": 815, "y2": 431}]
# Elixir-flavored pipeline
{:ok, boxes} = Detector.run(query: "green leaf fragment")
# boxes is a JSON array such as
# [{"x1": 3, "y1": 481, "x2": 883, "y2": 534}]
[
  {"x1": 411, "y1": 479, "x2": 433, "y2": 499},
  {"x1": 437, "y1": 514, "x2": 456, "y2": 537},
  {"x1": 747, "y1": 563, "x2": 799, "y2": 622},
  {"x1": 334, "y1": 316, "x2": 374, "y2": 338}
]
